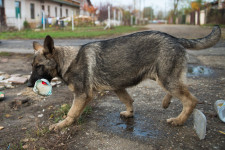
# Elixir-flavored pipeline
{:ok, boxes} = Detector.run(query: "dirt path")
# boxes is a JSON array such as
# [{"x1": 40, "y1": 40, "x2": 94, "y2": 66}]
[{"x1": 0, "y1": 25, "x2": 225, "y2": 150}]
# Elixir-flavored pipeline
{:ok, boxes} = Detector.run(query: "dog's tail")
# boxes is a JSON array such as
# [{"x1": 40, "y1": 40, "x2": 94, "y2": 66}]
[{"x1": 177, "y1": 25, "x2": 221, "y2": 50}]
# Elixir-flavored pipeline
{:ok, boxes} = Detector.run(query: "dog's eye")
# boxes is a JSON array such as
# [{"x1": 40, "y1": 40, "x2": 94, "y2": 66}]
[{"x1": 35, "y1": 65, "x2": 43, "y2": 69}]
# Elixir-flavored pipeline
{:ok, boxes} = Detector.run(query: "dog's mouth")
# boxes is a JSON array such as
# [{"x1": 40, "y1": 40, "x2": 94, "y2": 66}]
[{"x1": 27, "y1": 81, "x2": 34, "y2": 87}]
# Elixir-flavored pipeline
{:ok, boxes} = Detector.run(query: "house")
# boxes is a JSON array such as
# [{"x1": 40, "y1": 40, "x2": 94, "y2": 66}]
[
  {"x1": 79, "y1": 0, "x2": 93, "y2": 17},
  {"x1": 0, "y1": 0, "x2": 81, "y2": 29},
  {"x1": 183, "y1": 0, "x2": 225, "y2": 25}
]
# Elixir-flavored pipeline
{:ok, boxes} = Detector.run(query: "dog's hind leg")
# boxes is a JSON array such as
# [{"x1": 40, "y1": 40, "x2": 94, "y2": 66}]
[
  {"x1": 166, "y1": 84, "x2": 198, "y2": 126},
  {"x1": 162, "y1": 94, "x2": 172, "y2": 109},
  {"x1": 115, "y1": 89, "x2": 134, "y2": 118},
  {"x1": 158, "y1": 79, "x2": 198, "y2": 125},
  {"x1": 49, "y1": 93, "x2": 92, "y2": 131}
]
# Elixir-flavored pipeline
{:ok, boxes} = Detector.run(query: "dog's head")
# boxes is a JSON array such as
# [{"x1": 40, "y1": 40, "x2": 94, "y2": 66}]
[{"x1": 27, "y1": 35, "x2": 57, "y2": 87}]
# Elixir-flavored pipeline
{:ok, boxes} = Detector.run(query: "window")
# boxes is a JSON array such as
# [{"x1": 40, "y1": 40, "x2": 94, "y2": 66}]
[
  {"x1": 55, "y1": 7, "x2": 57, "y2": 17},
  {"x1": 66, "y1": 9, "x2": 68, "y2": 17},
  {"x1": 0, "y1": 0, "x2": 3, "y2": 7},
  {"x1": 30, "y1": 3, "x2": 35, "y2": 19},
  {"x1": 60, "y1": 7, "x2": 62, "y2": 17},
  {"x1": 48, "y1": 5, "x2": 50, "y2": 16},
  {"x1": 15, "y1": 1, "x2": 21, "y2": 18}
]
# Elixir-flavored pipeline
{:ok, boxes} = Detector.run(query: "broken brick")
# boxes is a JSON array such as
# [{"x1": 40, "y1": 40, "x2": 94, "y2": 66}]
[{"x1": 7, "y1": 76, "x2": 28, "y2": 84}]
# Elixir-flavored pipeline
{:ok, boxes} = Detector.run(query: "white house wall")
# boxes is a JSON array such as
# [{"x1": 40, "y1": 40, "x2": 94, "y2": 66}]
[
  {"x1": 4, "y1": 0, "x2": 79, "y2": 29},
  {"x1": 200, "y1": 10, "x2": 206, "y2": 25}
]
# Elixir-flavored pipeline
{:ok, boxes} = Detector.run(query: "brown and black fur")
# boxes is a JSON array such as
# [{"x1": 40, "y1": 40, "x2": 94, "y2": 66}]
[{"x1": 28, "y1": 26, "x2": 221, "y2": 131}]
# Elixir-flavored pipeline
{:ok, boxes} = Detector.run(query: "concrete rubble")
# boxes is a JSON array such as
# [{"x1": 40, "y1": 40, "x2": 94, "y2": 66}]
[{"x1": 0, "y1": 71, "x2": 62, "y2": 91}]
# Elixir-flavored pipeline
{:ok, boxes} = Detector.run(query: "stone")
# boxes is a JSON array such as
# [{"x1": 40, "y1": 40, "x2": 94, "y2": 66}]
[
  {"x1": 0, "y1": 86, "x2": 5, "y2": 91},
  {"x1": 38, "y1": 114, "x2": 43, "y2": 118},
  {"x1": 52, "y1": 77, "x2": 60, "y2": 82},
  {"x1": 0, "y1": 80, "x2": 9, "y2": 86},
  {"x1": 51, "y1": 82, "x2": 57, "y2": 87},
  {"x1": 7, "y1": 76, "x2": 28, "y2": 84},
  {"x1": 0, "y1": 71, "x2": 5, "y2": 75},
  {"x1": 22, "y1": 75, "x2": 30, "y2": 79},
  {"x1": 10, "y1": 74, "x2": 22, "y2": 77},
  {"x1": 3, "y1": 74, "x2": 10, "y2": 79},
  {"x1": 4, "y1": 82, "x2": 15, "y2": 89},
  {"x1": 0, "y1": 58, "x2": 8, "y2": 63},
  {"x1": 0, "y1": 76, "x2": 4, "y2": 81}
]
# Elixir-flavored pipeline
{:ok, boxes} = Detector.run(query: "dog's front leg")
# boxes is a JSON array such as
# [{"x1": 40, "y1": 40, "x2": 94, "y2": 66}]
[
  {"x1": 115, "y1": 89, "x2": 134, "y2": 118},
  {"x1": 49, "y1": 94, "x2": 92, "y2": 131}
]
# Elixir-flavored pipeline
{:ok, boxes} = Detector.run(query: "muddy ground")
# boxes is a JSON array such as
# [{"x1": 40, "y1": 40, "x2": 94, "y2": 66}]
[{"x1": 0, "y1": 25, "x2": 225, "y2": 150}]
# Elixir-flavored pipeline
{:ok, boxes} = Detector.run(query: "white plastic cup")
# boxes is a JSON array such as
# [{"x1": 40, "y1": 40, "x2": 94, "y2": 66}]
[
  {"x1": 193, "y1": 109, "x2": 207, "y2": 140},
  {"x1": 214, "y1": 100, "x2": 225, "y2": 123}
]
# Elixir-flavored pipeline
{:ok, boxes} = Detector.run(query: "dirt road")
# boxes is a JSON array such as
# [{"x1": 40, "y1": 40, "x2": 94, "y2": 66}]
[{"x1": 0, "y1": 25, "x2": 225, "y2": 150}]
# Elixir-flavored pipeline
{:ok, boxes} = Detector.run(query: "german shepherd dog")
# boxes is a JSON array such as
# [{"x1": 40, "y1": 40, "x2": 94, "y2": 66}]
[{"x1": 28, "y1": 26, "x2": 221, "y2": 131}]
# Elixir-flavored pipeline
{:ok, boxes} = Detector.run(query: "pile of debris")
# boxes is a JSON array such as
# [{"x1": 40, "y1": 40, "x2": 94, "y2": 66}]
[
  {"x1": 0, "y1": 71, "x2": 62, "y2": 91},
  {"x1": 0, "y1": 71, "x2": 29, "y2": 90}
]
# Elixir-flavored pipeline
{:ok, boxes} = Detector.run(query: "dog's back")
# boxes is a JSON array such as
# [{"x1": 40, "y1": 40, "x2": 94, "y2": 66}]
[{"x1": 78, "y1": 26, "x2": 221, "y2": 91}]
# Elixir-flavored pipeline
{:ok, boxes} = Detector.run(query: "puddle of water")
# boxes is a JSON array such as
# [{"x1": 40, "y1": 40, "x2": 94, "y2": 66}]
[
  {"x1": 98, "y1": 112, "x2": 159, "y2": 138},
  {"x1": 187, "y1": 65, "x2": 213, "y2": 77}
]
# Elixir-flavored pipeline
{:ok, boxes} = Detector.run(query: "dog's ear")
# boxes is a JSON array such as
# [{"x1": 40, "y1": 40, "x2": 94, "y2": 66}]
[
  {"x1": 33, "y1": 41, "x2": 43, "y2": 52},
  {"x1": 43, "y1": 35, "x2": 54, "y2": 55}
]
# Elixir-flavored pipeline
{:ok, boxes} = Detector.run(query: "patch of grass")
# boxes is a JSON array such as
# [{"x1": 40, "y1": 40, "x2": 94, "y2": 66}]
[
  {"x1": 53, "y1": 104, "x2": 71, "y2": 123},
  {"x1": 0, "y1": 52, "x2": 11, "y2": 56},
  {"x1": 36, "y1": 127, "x2": 50, "y2": 137},
  {"x1": 78, "y1": 105, "x2": 92, "y2": 124},
  {"x1": 0, "y1": 26, "x2": 143, "y2": 39},
  {"x1": 52, "y1": 103, "x2": 92, "y2": 124}
]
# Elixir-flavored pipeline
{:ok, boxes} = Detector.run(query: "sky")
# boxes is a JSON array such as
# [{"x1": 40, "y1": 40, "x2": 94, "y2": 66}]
[{"x1": 91, "y1": 0, "x2": 215, "y2": 15}]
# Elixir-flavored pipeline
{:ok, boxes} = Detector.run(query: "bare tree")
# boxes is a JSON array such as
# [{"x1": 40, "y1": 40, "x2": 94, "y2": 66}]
[
  {"x1": 98, "y1": 3, "x2": 112, "y2": 22},
  {"x1": 172, "y1": 0, "x2": 180, "y2": 24}
]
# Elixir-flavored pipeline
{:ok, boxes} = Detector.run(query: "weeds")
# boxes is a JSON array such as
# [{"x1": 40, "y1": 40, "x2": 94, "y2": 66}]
[
  {"x1": 36, "y1": 127, "x2": 50, "y2": 137},
  {"x1": 78, "y1": 105, "x2": 92, "y2": 124},
  {"x1": 0, "y1": 52, "x2": 11, "y2": 56},
  {"x1": 0, "y1": 26, "x2": 143, "y2": 39},
  {"x1": 53, "y1": 104, "x2": 71, "y2": 123},
  {"x1": 52, "y1": 103, "x2": 92, "y2": 124}
]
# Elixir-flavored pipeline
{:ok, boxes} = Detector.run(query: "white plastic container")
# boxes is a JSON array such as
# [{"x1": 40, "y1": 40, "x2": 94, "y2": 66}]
[
  {"x1": 193, "y1": 109, "x2": 207, "y2": 140},
  {"x1": 33, "y1": 79, "x2": 52, "y2": 96},
  {"x1": 214, "y1": 100, "x2": 225, "y2": 123}
]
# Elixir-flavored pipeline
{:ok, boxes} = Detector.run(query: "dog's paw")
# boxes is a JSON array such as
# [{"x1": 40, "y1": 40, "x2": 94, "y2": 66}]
[
  {"x1": 49, "y1": 123, "x2": 60, "y2": 131},
  {"x1": 162, "y1": 101, "x2": 171, "y2": 109},
  {"x1": 120, "y1": 111, "x2": 133, "y2": 118},
  {"x1": 167, "y1": 118, "x2": 184, "y2": 126}
]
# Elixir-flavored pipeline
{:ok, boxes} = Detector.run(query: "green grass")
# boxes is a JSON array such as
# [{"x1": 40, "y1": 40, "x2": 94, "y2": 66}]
[
  {"x1": 52, "y1": 103, "x2": 92, "y2": 124},
  {"x1": 0, "y1": 26, "x2": 143, "y2": 39},
  {"x1": 0, "y1": 52, "x2": 12, "y2": 56},
  {"x1": 53, "y1": 104, "x2": 71, "y2": 123}
]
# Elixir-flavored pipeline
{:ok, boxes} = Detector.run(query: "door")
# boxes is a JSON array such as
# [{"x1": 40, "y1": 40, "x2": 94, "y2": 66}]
[
  {"x1": 0, "y1": 0, "x2": 5, "y2": 26},
  {"x1": 15, "y1": 1, "x2": 21, "y2": 18}
]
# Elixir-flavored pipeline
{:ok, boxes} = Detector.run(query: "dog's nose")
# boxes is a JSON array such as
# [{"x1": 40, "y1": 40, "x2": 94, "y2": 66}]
[{"x1": 27, "y1": 82, "x2": 34, "y2": 87}]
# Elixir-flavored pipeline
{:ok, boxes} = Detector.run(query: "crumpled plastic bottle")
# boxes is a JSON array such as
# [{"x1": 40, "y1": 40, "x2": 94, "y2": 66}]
[
  {"x1": 214, "y1": 100, "x2": 225, "y2": 123},
  {"x1": 33, "y1": 79, "x2": 52, "y2": 96}
]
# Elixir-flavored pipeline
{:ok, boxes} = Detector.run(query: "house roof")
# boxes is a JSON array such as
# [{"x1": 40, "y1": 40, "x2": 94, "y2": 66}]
[{"x1": 51, "y1": 0, "x2": 80, "y2": 8}]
